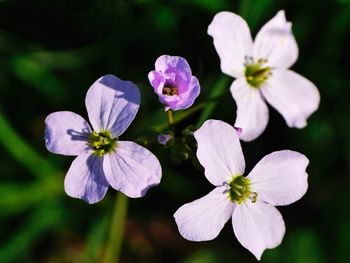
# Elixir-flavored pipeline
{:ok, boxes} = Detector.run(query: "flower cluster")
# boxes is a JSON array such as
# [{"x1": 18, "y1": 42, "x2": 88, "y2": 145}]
[{"x1": 44, "y1": 9, "x2": 318, "y2": 261}]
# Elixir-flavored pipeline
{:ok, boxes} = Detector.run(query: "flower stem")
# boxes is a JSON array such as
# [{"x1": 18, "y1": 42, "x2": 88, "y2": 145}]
[
  {"x1": 102, "y1": 192, "x2": 128, "y2": 263},
  {"x1": 166, "y1": 110, "x2": 175, "y2": 132}
]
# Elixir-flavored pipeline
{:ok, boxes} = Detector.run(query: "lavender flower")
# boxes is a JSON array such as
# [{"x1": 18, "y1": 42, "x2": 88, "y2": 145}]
[
  {"x1": 148, "y1": 55, "x2": 200, "y2": 111},
  {"x1": 45, "y1": 75, "x2": 162, "y2": 204},
  {"x1": 157, "y1": 133, "x2": 173, "y2": 145},
  {"x1": 208, "y1": 10, "x2": 320, "y2": 141},
  {"x1": 174, "y1": 120, "x2": 309, "y2": 260}
]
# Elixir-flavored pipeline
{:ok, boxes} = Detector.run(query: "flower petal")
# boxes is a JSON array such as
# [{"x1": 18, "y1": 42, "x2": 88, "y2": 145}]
[
  {"x1": 45, "y1": 111, "x2": 92, "y2": 156},
  {"x1": 194, "y1": 120, "x2": 245, "y2": 186},
  {"x1": 253, "y1": 10, "x2": 298, "y2": 69},
  {"x1": 64, "y1": 153, "x2": 109, "y2": 204},
  {"x1": 174, "y1": 186, "x2": 234, "y2": 241},
  {"x1": 171, "y1": 76, "x2": 200, "y2": 111},
  {"x1": 261, "y1": 69, "x2": 320, "y2": 128},
  {"x1": 85, "y1": 75, "x2": 140, "y2": 137},
  {"x1": 154, "y1": 55, "x2": 192, "y2": 83},
  {"x1": 103, "y1": 141, "x2": 161, "y2": 198},
  {"x1": 232, "y1": 202, "x2": 285, "y2": 260},
  {"x1": 247, "y1": 150, "x2": 309, "y2": 206},
  {"x1": 208, "y1": 11, "x2": 253, "y2": 78},
  {"x1": 230, "y1": 78, "x2": 269, "y2": 142}
]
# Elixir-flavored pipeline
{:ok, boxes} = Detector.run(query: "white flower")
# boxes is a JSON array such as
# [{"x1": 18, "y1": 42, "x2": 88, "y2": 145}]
[
  {"x1": 208, "y1": 10, "x2": 320, "y2": 141},
  {"x1": 174, "y1": 120, "x2": 309, "y2": 260}
]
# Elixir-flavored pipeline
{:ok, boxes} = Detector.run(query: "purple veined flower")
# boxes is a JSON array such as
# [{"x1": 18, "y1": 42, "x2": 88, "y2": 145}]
[
  {"x1": 208, "y1": 10, "x2": 320, "y2": 141},
  {"x1": 174, "y1": 120, "x2": 309, "y2": 260},
  {"x1": 148, "y1": 55, "x2": 200, "y2": 111},
  {"x1": 45, "y1": 75, "x2": 162, "y2": 204}
]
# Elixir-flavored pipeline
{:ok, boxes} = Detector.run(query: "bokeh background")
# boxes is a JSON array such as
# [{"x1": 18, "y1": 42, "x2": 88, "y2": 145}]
[{"x1": 1, "y1": 0, "x2": 349, "y2": 262}]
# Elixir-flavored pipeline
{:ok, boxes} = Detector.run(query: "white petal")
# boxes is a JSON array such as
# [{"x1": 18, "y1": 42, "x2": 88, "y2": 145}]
[
  {"x1": 85, "y1": 75, "x2": 140, "y2": 137},
  {"x1": 45, "y1": 111, "x2": 92, "y2": 156},
  {"x1": 253, "y1": 10, "x2": 298, "y2": 69},
  {"x1": 103, "y1": 141, "x2": 162, "y2": 198},
  {"x1": 261, "y1": 69, "x2": 320, "y2": 128},
  {"x1": 247, "y1": 150, "x2": 309, "y2": 206},
  {"x1": 208, "y1": 11, "x2": 253, "y2": 78},
  {"x1": 194, "y1": 120, "x2": 245, "y2": 186},
  {"x1": 64, "y1": 153, "x2": 109, "y2": 204},
  {"x1": 232, "y1": 202, "x2": 285, "y2": 260},
  {"x1": 231, "y1": 78, "x2": 269, "y2": 142},
  {"x1": 174, "y1": 186, "x2": 234, "y2": 241}
]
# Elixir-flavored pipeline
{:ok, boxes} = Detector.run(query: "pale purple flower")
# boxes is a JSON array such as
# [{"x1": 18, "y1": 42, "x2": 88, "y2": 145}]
[
  {"x1": 208, "y1": 10, "x2": 320, "y2": 141},
  {"x1": 148, "y1": 55, "x2": 200, "y2": 111},
  {"x1": 174, "y1": 120, "x2": 309, "y2": 260},
  {"x1": 45, "y1": 75, "x2": 162, "y2": 204},
  {"x1": 157, "y1": 133, "x2": 173, "y2": 145}
]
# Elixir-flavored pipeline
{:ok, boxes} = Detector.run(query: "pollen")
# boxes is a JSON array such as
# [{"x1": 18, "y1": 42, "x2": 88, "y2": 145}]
[
  {"x1": 88, "y1": 131, "x2": 117, "y2": 157},
  {"x1": 244, "y1": 56, "x2": 272, "y2": 88},
  {"x1": 227, "y1": 175, "x2": 258, "y2": 204},
  {"x1": 162, "y1": 86, "x2": 178, "y2": 96}
]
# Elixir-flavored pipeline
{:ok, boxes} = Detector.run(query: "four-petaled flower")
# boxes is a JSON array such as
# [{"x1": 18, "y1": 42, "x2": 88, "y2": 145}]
[
  {"x1": 148, "y1": 55, "x2": 200, "y2": 111},
  {"x1": 45, "y1": 75, "x2": 162, "y2": 204},
  {"x1": 208, "y1": 10, "x2": 320, "y2": 141},
  {"x1": 174, "y1": 120, "x2": 309, "y2": 260}
]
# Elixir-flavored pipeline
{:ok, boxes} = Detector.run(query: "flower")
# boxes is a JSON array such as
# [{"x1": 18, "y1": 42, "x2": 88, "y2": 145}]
[
  {"x1": 45, "y1": 75, "x2": 162, "y2": 204},
  {"x1": 157, "y1": 133, "x2": 173, "y2": 146},
  {"x1": 208, "y1": 10, "x2": 320, "y2": 141},
  {"x1": 174, "y1": 120, "x2": 309, "y2": 260},
  {"x1": 148, "y1": 55, "x2": 200, "y2": 111}
]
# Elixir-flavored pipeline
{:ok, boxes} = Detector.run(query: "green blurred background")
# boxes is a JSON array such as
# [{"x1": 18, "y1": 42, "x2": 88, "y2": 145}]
[{"x1": 0, "y1": 0, "x2": 349, "y2": 262}]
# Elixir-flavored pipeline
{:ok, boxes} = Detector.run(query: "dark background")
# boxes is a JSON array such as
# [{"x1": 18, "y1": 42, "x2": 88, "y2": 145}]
[{"x1": 0, "y1": 0, "x2": 349, "y2": 262}]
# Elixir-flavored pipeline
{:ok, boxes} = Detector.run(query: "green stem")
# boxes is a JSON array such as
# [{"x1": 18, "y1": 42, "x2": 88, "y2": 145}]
[
  {"x1": 166, "y1": 110, "x2": 175, "y2": 132},
  {"x1": 102, "y1": 192, "x2": 128, "y2": 263}
]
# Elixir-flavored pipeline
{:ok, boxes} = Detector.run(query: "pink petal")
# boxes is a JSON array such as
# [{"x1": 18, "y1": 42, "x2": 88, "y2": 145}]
[
  {"x1": 230, "y1": 78, "x2": 269, "y2": 142},
  {"x1": 85, "y1": 75, "x2": 140, "y2": 137},
  {"x1": 171, "y1": 76, "x2": 200, "y2": 111},
  {"x1": 64, "y1": 153, "x2": 109, "y2": 204},
  {"x1": 261, "y1": 69, "x2": 320, "y2": 128},
  {"x1": 232, "y1": 202, "x2": 285, "y2": 260},
  {"x1": 45, "y1": 111, "x2": 92, "y2": 156},
  {"x1": 247, "y1": 150, "x2": 309, "y2": 206},
  {"x1": 103, "y1": 141, "x2": 161, "y2": 198},
  {"x1": 194, "y1": 120, "x2": 245, "y2": 186},
  {"x1": 208, "y1": 11, "x2": 253, "y2": 78},
  {"x1": 253, "y1": 10, "x2": 298, "y2": 69},
  {"x1": 174, "y1": 186, "x2": 234, "y2": 241}
]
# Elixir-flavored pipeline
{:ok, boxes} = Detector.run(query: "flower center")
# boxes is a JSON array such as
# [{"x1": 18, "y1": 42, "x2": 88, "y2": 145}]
[
  {"x1": 228, "y1": 175, "x2": 257, "y2": 204},
  {"x1": 162, "y1": 85, "x2": 178, "y2": 96},
  {"x1": 244, "y1": 57, "x2": 272, "y2": 88},
  {"x1": 88, "y1": 131, "x2": 117, "y2": 157}
]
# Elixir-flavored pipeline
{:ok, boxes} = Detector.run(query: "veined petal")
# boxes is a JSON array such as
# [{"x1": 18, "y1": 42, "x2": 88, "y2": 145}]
[
  {"x1": 154, "y1": 55, "x2": 192, "y2": 83},
  {"x1": 261, "y1": 69, "x2": 320, "y2": 128},
  {"x1": 208, "y1": 11, "x2": 253, "y2": 78},
  {"x1": 45, "y1": 111, "x2": 91, "y2": 156},
  {"x1": 64, "y1": 153, "x2": 109, "y2": 204},
  {"x1": 103, "y1": 141, "x2": 161, "y2": 198},
  {"x1": 174, "y1": 186, "x2": 234, "y2": 241},
  {"x1": 85, "y1": 75, "x2": 140, "y2": 137},
  {"x1": 232, "y1": 202, "x2": 285, "y2": 260},
  {"x1": 253, "y1": 10, "x2": 298, "y2": 69},
  {"x1": 194, "y1": 120, "x2": 245, "y2": 186},
  {"x1": 247, "y1": 150, "x2": 309, "y2": 206},
  {"x1": 171, "y1": 76, "x2": 200, "y2": 111},
  {"x1": 231, "y1": 78, "x2": 269, "y2": 142}
]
